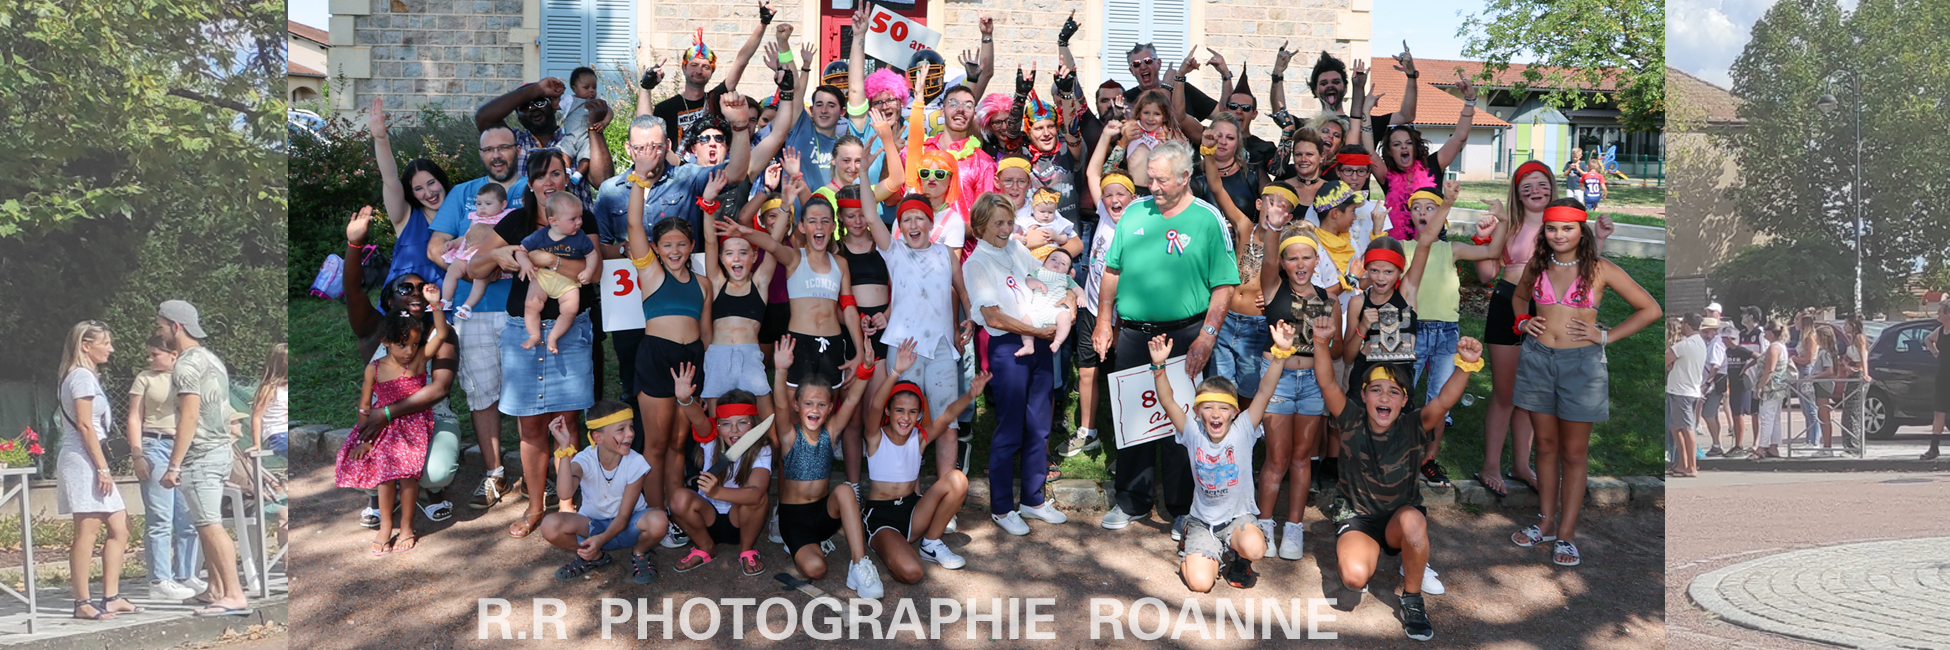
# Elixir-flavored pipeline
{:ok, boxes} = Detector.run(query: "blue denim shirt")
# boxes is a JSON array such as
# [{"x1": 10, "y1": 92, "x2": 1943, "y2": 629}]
[{"x1": 592, "y1": 161, "x2": 726, "y2": 247}]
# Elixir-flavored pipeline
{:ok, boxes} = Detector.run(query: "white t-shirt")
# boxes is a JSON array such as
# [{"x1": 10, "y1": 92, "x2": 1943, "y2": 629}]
[
  {"x1": 699, "y1": 443, "x2": 773, "y2": 515},
  {"x1": 1178, "y1": 416, "x2": 1262, "y2": 526},
  {"x1": 1668, "y1": 335, "x2": 1707, "y2": 398},
  {"x1": 571, "y1": 447, "x2": 651, "y2": 521},
  {"x1": 1082, "y1": 202, "x2": 1119, "y2": 316},
  {"x1": 260, "y1": 386, "x2": 289, "y2": 437},
  {"x1": 928, "y1": 204, "x2": 965, "y2": 250},
  {"x1": 963, "y1": 238, "x2": 1045, "y2": 336},
  {"x1": 1013, "y1": 210, "x2": 1077, "y2": 243},
  {"x1": 879, "y1": 239, "x2": 960, "y2": 360}
]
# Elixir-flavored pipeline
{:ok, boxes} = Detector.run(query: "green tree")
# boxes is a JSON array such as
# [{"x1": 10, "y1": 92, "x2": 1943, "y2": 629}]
[{"x1": 1457, "y1": 0, "x2": 1666, "y2": 132}]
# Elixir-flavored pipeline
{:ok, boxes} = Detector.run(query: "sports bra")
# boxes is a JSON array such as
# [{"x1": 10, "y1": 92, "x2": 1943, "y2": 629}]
[
  {"x1": 865, "y1": 427, "x2": 922, "y2": 484},
  {"x1": 786, "y1": 249, "x2": 842, "y2": 301},
  {"x1": 1533, "y1": 269, "x2": 1596, "y2": 309},
  {"x1": 642, "y1": 269, "x2": 703, "y2": 321},
  {"x1": 1502, "y1": 219, "x2": 1541, "y2": 267},
  {"x1": 839, "y1": 243, "x2": 889, "y2": 288},
  {"x1": 780, "y1": 426, "x2": 833, "y2": 482},
  {"x1": 712, "y1": 280, "x2": 766, "y2": 323}
]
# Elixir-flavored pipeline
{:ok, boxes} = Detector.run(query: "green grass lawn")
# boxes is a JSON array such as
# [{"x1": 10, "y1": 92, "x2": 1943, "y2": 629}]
[
  {"x1": 294, "y1": 255, "x2": 1664, "y2": 484},
  {"x1": 1454, "y1": 180, "x2": 1665, "y2": 208}
]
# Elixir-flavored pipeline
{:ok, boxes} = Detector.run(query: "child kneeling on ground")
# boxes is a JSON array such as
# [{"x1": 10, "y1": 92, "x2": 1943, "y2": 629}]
[
  {"x1": 1309, "y1": 315, "x2": 1483, "y2": 642},
  {"x1": 539, "y1": 399, "x2": 669, "y2": 584},
  {"x1": 667, "y1": 369, "x2": 773, "y2": 575},
  {"x1": 1147, "y1": 323, "x2": 1289, "y2": 593}
]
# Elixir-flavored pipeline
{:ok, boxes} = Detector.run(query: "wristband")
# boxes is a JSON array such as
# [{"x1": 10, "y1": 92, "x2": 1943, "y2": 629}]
[
  {"x1": 696, "y1": 197, "x2": 722, "y2": 214},
  {"x1": 383, "y1": 406, "x2": 393, "y2": 423},
  {"x1": 982, "y1": 37, "x2": 993, "y2": 44},
  {"x1": 778, "y1": 51, "x2": 794, "y2": 64},
  {"x1": 1406, "y1": 71, "x2": 1419, "y2": 79},
  {"x1": 1149, "y1": 363, "x2": 1166, "y2": 371},
  {"x1": 1453, "y1": 355, "x2": 1485, "y2": 373},
  {"x1": 847, "y1": 101, "x2": 870, "y2": 117},
  {"x1": 1466, "y1": 98, "x2": 1479, "y2": 108},
  {"x1": 1513, "y1": 314, "x2": 1533, "y2": 336},
  {"x1": 1270, "y1": 73, "x2": 1285, "y2": 82},
  {"x1": 677, "y1": 395, "x2": 695, "y2": 406},
  {"x1": 1600, "y1": 328, "x2": 1610, "y2": 346},
  {"x1": 1199, "y1": 145, "x2": 1217, "y2": 156},
  {"x1": 1471, "y1": 235, "x2": 1492, "y2": 245},
  {"x1": 855, "y1": 362, "x2": 875, "y2": 381},
  {"x1": 800, "y1": 66, "x2": 811, "y2": 73},
  {"x1": 839, "y1": 294, "x2": 857, "y2": 309},
  {"x1": 1269, "y1": 345, "x2": 1296, "y2": 360},
  {"x1": 1174, "y1": 74, "x2": 1188, "y2": 83},
  {"x1": 553, "y1": 446, "x2": 575, "y2": 459}
]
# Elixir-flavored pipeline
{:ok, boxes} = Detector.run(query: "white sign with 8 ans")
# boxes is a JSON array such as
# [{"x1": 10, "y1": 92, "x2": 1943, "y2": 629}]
[{"x1": 1107, "y1": 355, "x2": 1200, "y2": 450}]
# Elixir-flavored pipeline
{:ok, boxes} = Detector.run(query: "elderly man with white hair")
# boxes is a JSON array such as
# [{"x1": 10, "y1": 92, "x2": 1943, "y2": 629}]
[{"x1": 1091, "y1": 139, "x2": 1240, "y2": 538}]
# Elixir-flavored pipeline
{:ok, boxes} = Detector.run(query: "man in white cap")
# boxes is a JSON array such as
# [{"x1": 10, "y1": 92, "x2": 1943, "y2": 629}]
[
  {"x1": 155, "y1": 300, "x2": 249, "y2": 616},
  {"x1": 1699, "y1": 316, "x2": 1729, "y2": 457}
]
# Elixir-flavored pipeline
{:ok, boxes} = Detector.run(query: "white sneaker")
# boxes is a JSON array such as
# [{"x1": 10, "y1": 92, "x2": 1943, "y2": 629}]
[
  {"x1": 767, "y1": 508, "x2": 783, "y2": 544},
  {"x1": 1401, "y1": 564, "x2": 1445, "y2": 595},
  {"x1": 1280, "y1": 522, "x2": 1305, "y2": 560},
  {"x1": 660, "y1": 523, "x2": 690, "y2": 549},
  {"x1": 1255, "y1": 519, "x2": 1277, "y2": 559},
  {"x1": 918, "y1": 538, "x2": 966, "y2": 569},
  {"x1": 180, "y1": 576, "x2": 209, "y2": 594},
  {"x1": 1018, "y1": 502, "x2": 1068, "y2": 524},
  {"x1": 846, "y1": 558, "x2": 884, "y2": 599},
  {"x1": 1101, "y1": 507, "x2": 1135, "y2": 530},
  {"x1": 150, "y1": 580, "x2": 196, "y2": 601},
  {"x1": 944, "y1": 515, "x2": 958, "y2": 533},
  {"x1": 992, "y1": 511, "x2": 1032, "y2": 536}
]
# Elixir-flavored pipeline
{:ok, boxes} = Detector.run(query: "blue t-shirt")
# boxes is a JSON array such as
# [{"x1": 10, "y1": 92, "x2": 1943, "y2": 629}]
[
  {"x1": 430, "y1": 175, "x2": 528, "y2": 313},
  {"x1": 521, "y1": 228, "x2": 596, "y2": 259},
  {"x1": 757, "y1": 112, "x2": 836, "y2": 198},
  {"x1": 592, "y1": 162, "x2": 728, "y2": 248}
]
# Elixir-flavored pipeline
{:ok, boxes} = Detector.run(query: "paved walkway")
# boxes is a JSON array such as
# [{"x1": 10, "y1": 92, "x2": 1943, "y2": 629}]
[{"x1": 1689, "y1": 537, "x2": 1950, "y2": 650}]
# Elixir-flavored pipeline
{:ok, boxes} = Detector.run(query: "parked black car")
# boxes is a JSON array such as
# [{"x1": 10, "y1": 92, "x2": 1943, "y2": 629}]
[{"x1": 1863, "y1": 319, "x2": 1939, "y2": 438}]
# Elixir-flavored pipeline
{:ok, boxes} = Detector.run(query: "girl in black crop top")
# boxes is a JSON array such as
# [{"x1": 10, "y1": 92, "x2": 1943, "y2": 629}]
[
  {"x1": 1255, "y1": 221, "x2": 1347, "y2": 543},
  {"x1": 1341, "y1": 236, "x2": 1432, "y2": 402}
]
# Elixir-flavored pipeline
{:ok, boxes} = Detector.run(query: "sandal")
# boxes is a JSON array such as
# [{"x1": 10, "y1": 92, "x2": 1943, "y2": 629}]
[
  {"x1": 101, "y1": 595, "x2": 145, "y2": 615},
  {"x1": 1512, "y1": 516, "x2": 1557, "y2": 548},
  {"x1": 555, "y1": 552, "x2": 613, "y2": 581},
  {"x1": 508, "y1": 512, "x2": 544, "y2": 538},
  {"x1": 1047, "y1": 464, "x2": 1063, "y2": 482},
  {"x1": 391, "y1": 535, "x2": 418, "y2": 554},
  {"x1": 73, "y1": 599, "x2": 116, "y2": 621},
  {"x1": 631, "y1": 553, "x2": 660, "y2": 584},
  {"x1": 674, "y1": 548, "x2": 715, "y2": 572},
  {"x1": 1473, "y1": 472, "x2": 1508, "y2": 498},
  {"x1": 1506, "y1": 472, "x2": 1540, "y2": 494},
  {"x1": 1553, "y1": 540, "x2": 1582, "y2": 566},
  {"x1": 739, "y1": 550, "x2": 765, "y2": 576},
  {"x1": 370, "y1": 535, "x2": 395, "y2": 557}
]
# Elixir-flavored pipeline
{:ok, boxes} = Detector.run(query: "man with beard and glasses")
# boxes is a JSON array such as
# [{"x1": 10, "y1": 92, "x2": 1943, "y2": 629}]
[
  {"x1": 1121, "y1": 43, "x2": 1218, "y2": 123},
  {"x1": 475, "y1": 77, "x2": 613, "y2": 187},
  {"x1": 641, "y1": 5, "x2": 771, "y2": 166},
  {"x1": 425, "y1": 124, "x2": 529, "y2": 511}
]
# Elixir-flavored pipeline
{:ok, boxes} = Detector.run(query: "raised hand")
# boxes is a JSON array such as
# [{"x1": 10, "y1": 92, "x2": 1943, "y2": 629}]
[
  {"x1": 721, "y1": 93, "x2": 751, "y2": 130},
  {"x1": 1054, "y1": 64, "x2": 1077, "y2": 94},
  {"x1": 1206, "y1": 50, "x2": 1230, "y2": 79},
  {"x1": 1363, "y1": 91, "x2": 1385, "y2": 115},
  {"x1": 757, "y1": 0, "x2": 775, "y2": 24},
  {"x1": 640, "y1": 58, "x2": 667, "y2": 90},
  {"x1": 347, "y1": 206, "x2": 375, "y2": 247},
  {"x1": 1475, "y1": 215, "x2": 1498, "y2": 241},
  {"x1": 775, "y1": 22, "x2": 793, "y2": 44},
  {"x1": 537, "y1": 77, "x2": 567, "y2": 98},
  {"x1": 851, "y1": 2, "x2": 869, "y2": 34},
  {"x1": 1200, "y1": 130, "x2": 1216, "y2": 150},
  {"x1": 1058, "y1": 10, "x2": 1080, "y2": 47},
  {"x1": 1311, "y1": 315, "x2": 1336, "y2": 343},
  {"x1": 1147, "y1": 333, "x2": 1171, "y2": 365},
  {"x1": 894, "y1": 338, "x2": 919, "y2": 376},
  {"x1": 773, "y1": 335, "x2": 796, "y2": 370},
  {"x1": 1457, "y1": 74, "x2": 1477, "y2": 102},
  {"x1": 547, "y1": 414, "x2": 576, "y2": 450},
  {"x1": 1015, "y1": 64, "x2": 1036, "y2": 95},
  {"x1": 958, "y1": 51, "x2": 980, "y2": 83},
  {"x1": 763, "y1": 160, "x2": 783, "y2": 190},
  {"x1": 1393, "y1": 40, "x2": 1416, "y2": 77},
  {"x1": 368, "y1": 96, "x2": 387, "y2": 135},
  {"x1": 798, "y1": 42, "x2": 817, "y2": 70},
  {"x1": 969, "y1": 370, "x2": 992, "y2": 394},
  {"x1": 1350, "y1": 58, "x2": 1369, "y2": 88},
  {"x1": 715, "y1": 215, "x2": 756, "y2": 240},
  {"x1": 672, "y1": 362, "x2": 699, "y2": 402},
  {"x1": 1485, "y1": 197, "x2": 1507, "y2": 220},
  {"x1": 1269, "y1": 320, "x2": 1297, "y2": 350},
  {"x1": 1457, "y1": 336, "x2": 1484, "y2": 363},
  {"x1": 702, "y1": 169, "x2": 729, "y2": 204},
  {"x1": 1120, "y1": 119, "x2": 1142, "y2": 143},
  {"x1": 763, "y1": 42, "x2": 783, "y2": 72},
  {"x1": 1178, "y1": 46, "x2": 1202, "y2": 78},
  {"x1": 1595, "y1": 213, "x2": 1616, "y2": 241},
  {"x1": 979, "y1": 14, "x2": 994, "y2": 36},
  {"x1": 782, "y1": 146, "x2": 802, "y2": 178},
  {"x1": 1272, "y1": 40, "x2": 1294, "y2": 75}
]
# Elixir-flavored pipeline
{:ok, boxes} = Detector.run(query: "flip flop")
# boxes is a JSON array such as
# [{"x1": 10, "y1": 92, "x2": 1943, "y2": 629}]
[
  {"x1": 192, "y1": 605, "x2": 253, "y2": 617},
  {"x1": 1472, "y1": 472, "x2": 1508, "y2": 498},
  {"x1": 391, "y1": 535, "x2": 418, "y2": 554},
  {"x1": 1506, "y1": 472, "x2": 1539, "y2": 494},
  {"x1": 508, "y1": 512, "x2": 544, "y2": 538}
]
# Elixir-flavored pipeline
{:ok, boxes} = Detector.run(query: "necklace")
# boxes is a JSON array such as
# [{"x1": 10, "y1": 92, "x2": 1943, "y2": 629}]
[
  {"x1": 597, "y1": 449, "x2": 621, "y2": 483},
  {"x1": 1551, "y1": 255, "x2": 1578, "y2": 267}
]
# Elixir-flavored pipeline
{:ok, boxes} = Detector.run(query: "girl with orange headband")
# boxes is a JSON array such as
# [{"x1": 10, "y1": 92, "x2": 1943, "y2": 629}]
[
  {"x1": 1145, "y1": 322, "x2": 1291, "y2": 593},
  {"x1": 861, "y1": 340, "x2": 987, "y2": 583},
  {"x1": 663, "y1": 376, "x2": 777, "y2": 577},
  {"x1": 1340, "y1": 232, "x2": 1433, "y2": 409},
  {"x1": 752, "y1": 336, "x2": 881, "y2": 595},
  {"x1": 1507, "y1": 199, "x2": 1661, "y2": 568}
]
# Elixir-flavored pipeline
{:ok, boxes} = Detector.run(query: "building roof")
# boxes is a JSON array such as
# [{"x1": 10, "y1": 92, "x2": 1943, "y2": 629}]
[
  {"x1": 1367, "y1": 65, "x2": 1511, "y2": 128},
  {"x1": 1415, "y1": 58, "x2": 1624, "y2": 93},
  {"x1": 1667, "y1": 67, "x2": 1746, "y2": 127},
  {"x1": 290, "y1": 61, "x2": 325, "y2": 78},
  {"x1": 289, "y1": 20, "x2": 328, "y2": 47}
]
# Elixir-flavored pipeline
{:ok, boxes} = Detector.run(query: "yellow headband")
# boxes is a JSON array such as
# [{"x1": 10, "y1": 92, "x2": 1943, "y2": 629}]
[
  {"x1": 1193, "y1": 392, "x2": 1239, "y2": 409},
  {"x1": 1032, "y1": 188, "x2": 1061, "y2": 206},
  {"x1": 759, "y1": 198, "x2": 783, "y2": 214},
  {"x1": 1409, "y1": 189, "x2": 1443, "y2": 206},
  {"x1": 997, "y1": 157, "x2": 1032, "y2": 174},
  {"x1": 1102, "y1": 173, "x2": 1136, "y2": 195},
  {"x1": 1261, "y1": 185, "x2": 1300, "y2": 208},
  {"x1": 1365, "y1": 366, "x2": 1399, "y2": 387},
  {"x1": 1279, "y1": 235, "x2": 1318, "y2": 253},
  {"x1": 586, "y1": 409, "x2": 635, "y2": 430}
]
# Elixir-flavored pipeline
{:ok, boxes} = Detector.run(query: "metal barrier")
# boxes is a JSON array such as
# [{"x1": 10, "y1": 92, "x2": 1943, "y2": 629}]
[{"x1": 1782, "y1": 377, "x2": 1868, "y2": 459}]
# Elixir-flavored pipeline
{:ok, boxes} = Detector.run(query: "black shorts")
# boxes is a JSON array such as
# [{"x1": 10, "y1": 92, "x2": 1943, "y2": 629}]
[
  {"x1": 1335, "y1": 505, "x2": 1428, "y2": 557},
  {"x1": 786, "y1": 331, "x2": 854, "y2": 388},
  {"x1": 705, "y1": 507, "x2": 742, "y2": 545},
  {"x1": 858, "y1": 304, "x2": 890, "y2": 361},
  {"x1": 1483, "y1": 279, "x2": 1527, "y2": 347},
  {"x1": 1074, "y1": 308, "x2": 1106, "y2": 369},
  {"x1": 861, "y1": 495, "x2": 918, "y2": 540},
  {"x1": 759, "y1": 301, "x2": 793, "y2": 345},
  {"x1": 778, "y1": 500, "x2": 844, "y2": 554},
  {"x1": 635, "y1": 335, "x2": 705, "y2": 399}
]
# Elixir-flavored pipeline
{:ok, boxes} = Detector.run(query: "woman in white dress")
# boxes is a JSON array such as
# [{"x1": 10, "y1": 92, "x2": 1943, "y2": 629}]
[{"x1": 56, "y1": 321, "x2": 139, "y2": 620}]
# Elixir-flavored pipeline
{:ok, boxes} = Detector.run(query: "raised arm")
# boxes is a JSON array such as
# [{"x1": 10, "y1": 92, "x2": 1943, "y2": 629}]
[
  {"x1": 747, "y1": 52, "x2": 803, "y2": 177},
  {"x1": 1055, "y1": 11, "x2": 1080, "y2": 72},
  {"x1": 1269, "y1": 41, "x2": 1293, "y2": 116},
  {"x1": 927, "y1": 370, "x2": 991, "y2": 442},
  {"x1": 1146, "y1": 334, "x2": 1189, "y2": 434},
  {"x1": 477, "y1": 78, "x2": 563, "y2": 132},
  {"x1": 1391, "y1": 44, "x2": 1419, "y2": 126},
  {"x1": 369, "y1": 97, "x2": 412, "y2": 232},
  {"x1": 1086, "y1": 120, "x2": 1120, "y2": 206},
  {"x1": 969, "y1": 16, "x2": 997, "y2": 99},
  {"x1": 344, "y1": 207, "x2": 384, "y2": 338},
  {"x1": 635, "y1": 50, "x2": 667, "y2": 118},
  {"x1": 1433, "y1": 76, "x2": 1475, "y2": 169},
  {"x1": 1422, "y1": 336, "x2": 1481, "y2": 429},
  {"x1": 1309, "y1": 316, "x2": 1348, "y2": 418},
  {"x1": 1244, "y1": 322, "x2": 1296, "y2": 428},
  {"x1": 845, "y1": 4, "x2": 871, "y2": 130},
  {"x1": 719, "y1": 4, "x2": 773, "y2": 91},
  {"x1": 714, "y1": 210, "x2": 798, "y2": 270},
  {"x1": 721, "y1": 93, "x2": 757, "y2": 185},
  {"x1": 869, "y1": 112, "x2": 907, "y2": 203},
  {"x1": 859, "y1": 158, "x2": 894, "y2": 251}
]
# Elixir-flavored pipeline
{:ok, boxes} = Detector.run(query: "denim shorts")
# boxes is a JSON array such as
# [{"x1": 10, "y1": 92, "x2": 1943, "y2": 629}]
[
  {"x1": 1267, "y1": 366, "x2": 1327, "y2": 416},
  {"x1": 1214, "y1": 312, "x2": 1271, "y2": 398},
  {"x1": 581, "y1": 508, "x2": 650, "y2": 551},
  {"x1": 499, "y1": 312, "x2": 596, "y2": 417}
]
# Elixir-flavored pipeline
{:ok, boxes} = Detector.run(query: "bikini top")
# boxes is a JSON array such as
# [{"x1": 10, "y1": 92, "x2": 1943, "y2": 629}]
[
  {"x1": 641, "y1": 269, "x2": 703, "y2": 320},
  {"x1": 839, "y1": 243, "x2": 889, "y2": 288},
  {"x1": 780, "y1": 425, "x2": 833, "y2": 482},
  {"x1": 1533, "y1": 269, "x2": 1596, "y2": 309},
  {"x1": 1503, "y1": 219, "x2": 1541, "y2": 267},
  {"x1": 786, "y1": 248, "x2": 842, "y2": 301},
  {"x1": 713, "y1": 279, "x2": 766, "y2": 323},
  {"x1": 866, "y1": 426, "x2": 922, "y2": 484}
]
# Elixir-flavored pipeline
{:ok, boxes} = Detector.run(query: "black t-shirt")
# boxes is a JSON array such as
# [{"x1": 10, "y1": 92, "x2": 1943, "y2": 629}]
[
  {"x1": 652, "y1": 82, "x2": 728, "y2": 151},
  {"x1": 1334, "y1": 405, "x2": 1433, "y2": 516},
  {"x1": 1124, "y1": 82, "x2": 1217, "y2": 122},
  {"x1": 1191, "y1": 161, "x2": 1260, "y2": 224},
  {"x1": 494, "y1": 203, "x2": 600, "y2": 320}
]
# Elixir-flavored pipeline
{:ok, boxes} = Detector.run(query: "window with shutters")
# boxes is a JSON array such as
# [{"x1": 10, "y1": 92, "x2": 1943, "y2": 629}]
[
  {"x1": 1100, "y1": 0, "x2": 1190, "y2": 88},
  {"x1": 541, "y1": 0, "x2": 637, "y2": 82}
]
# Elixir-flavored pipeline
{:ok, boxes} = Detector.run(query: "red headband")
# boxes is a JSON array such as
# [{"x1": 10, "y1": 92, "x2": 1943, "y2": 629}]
[
  {"x1": 836, "y1": 198, "x2": 862, "y2": 209},
  {"x1": 698, "y1": 402, "x2": 760, "y2": 443},
  {"x1": 1514, "y1": 160, "x2": 1552, "y2": 183},
  {"x1": 1365, "y1": 248, "x2": 1407, "y2": 273},
  {"x1": 898, "y1": 198, "x2": 934, "y2": 218},
  {"x1": 1543, "y1": 206, "x2": 1588, "y2": 223},
  {"x1": 882, "y1": 382, "x2": 933, "y2": 442},
  {"x1": 1337, "y1": 153, "x2": 1371, "y2": 167}
]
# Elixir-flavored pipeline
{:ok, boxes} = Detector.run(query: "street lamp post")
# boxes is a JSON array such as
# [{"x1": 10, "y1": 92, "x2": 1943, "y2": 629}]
[{"x1": 1817, "y1": 71, "x2": 1863, "y2": 318}]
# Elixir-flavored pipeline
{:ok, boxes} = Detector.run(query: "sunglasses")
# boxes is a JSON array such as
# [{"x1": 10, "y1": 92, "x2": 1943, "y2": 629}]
[
  {"x1": 695, "y1": 133, "x2": 726, "y2": 144},
  {"x1": 1130, "y1": 57, "x2": 1157, "y2": 68},
  {"x1": 917, "y1": 168, "x2": 952, "y2": 180},
  {"x1": 392, "y1": 281, "x2": 425, "y2": 297},
  {"x1": 526, "y1": 97, "x2": 552, "y2": 110},
  {"x1": 1227, "y1": 102, "x2": 1257, "y2": 112}
]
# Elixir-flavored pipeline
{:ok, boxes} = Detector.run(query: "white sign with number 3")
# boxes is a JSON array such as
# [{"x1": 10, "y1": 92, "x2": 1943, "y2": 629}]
[
  {"x1": 599, "y1": 258, "x2": 645, "y2": 332},
  {"x1": 1108, "y1": 355, "x2": 1201, "y2": 450},
  {"x1": 863, "y1": 6, "x2": 941, "y2": 70}
]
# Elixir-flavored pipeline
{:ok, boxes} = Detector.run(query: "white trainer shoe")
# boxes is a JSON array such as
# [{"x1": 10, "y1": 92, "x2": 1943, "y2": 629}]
[
  {"x1": 1255, "y1": 519, "x2": 1277, "y2": 559},
  {"x1": 847, "y1": 558, "x2": 884, "y2": 599},
  {"x1": 1280, "y1": 522, "x2": 1306, "y2": 560},
  {"x1": 150, "y1": 580, "x2": 196, "y2": 601},
  {"x1": 992, "y1": 511, "x2": 1032, "y2": 536},
  {"x1": 918, "y1": 538, "x2": 966, "y2": 569},
  {"x1": 1018, "y1": 501, "x2": 1068, "y2": 524},
  {"x1": 767, "y1": 507, "x2": 783, "y2": 544},
  {"x1": 1401, "y1": 564, "x2": 1445, "y2": 595}
]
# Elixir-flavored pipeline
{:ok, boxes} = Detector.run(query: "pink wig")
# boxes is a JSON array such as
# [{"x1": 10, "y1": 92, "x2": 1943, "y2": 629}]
[
  {"x1": 862, "y1": 69, "x2": 911, "y2": 105},
  {"x1": 975, "y1": 93, "x2": 1013, "y2": 139}
]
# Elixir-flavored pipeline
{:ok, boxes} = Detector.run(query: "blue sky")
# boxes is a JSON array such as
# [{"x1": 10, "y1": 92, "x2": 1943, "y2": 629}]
[
  {"x1": 1373, "y1": 0, "x2": 1517, "y2": 62},
  {"x1": 290, "y1": 0, "x2": 327, "y2": 30}
]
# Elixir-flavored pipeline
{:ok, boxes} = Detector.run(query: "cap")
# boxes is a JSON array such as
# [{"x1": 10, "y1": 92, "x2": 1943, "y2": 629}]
[
  {"x1": 158, "y1": 300, "x2": 207, "y2": 339},
  {"x1": 1707, "y1": 302, "x2": 1723, "y2": 313}
]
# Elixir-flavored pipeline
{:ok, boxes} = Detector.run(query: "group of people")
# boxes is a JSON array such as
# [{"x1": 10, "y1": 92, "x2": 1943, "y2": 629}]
[
  {"x1": 56, "y1": 302, "x2": 287, "y2": 620},
  {"x1": 335, "y1": 4, "x2": 1660, "y2": 642},
  {"x1": 1665, "y1": 303, "x2": 1896, "y2": 475}
]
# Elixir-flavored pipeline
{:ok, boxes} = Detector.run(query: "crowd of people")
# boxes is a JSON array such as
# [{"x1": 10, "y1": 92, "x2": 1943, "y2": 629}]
[
  {"x1": 335, "y1": 4, "x2": 1660, "y2": 641},
  {"x1": 55, "y1": 302, "x2": 287, "y2": 620},
  {"x1": 1663, "y1": 302, "x2": 1922, "y2": 474}
]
